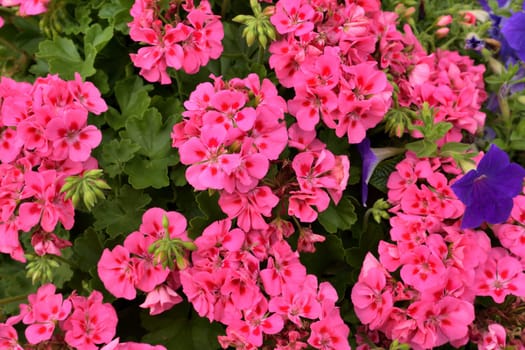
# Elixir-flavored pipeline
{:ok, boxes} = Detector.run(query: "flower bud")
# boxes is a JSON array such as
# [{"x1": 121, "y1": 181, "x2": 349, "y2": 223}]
[
  {"x1": 436, "y1": 15, "x2": 453, "y2": 27},
  {"x1": 435, "y1": 27, "x2": 450, "y2": 38}
]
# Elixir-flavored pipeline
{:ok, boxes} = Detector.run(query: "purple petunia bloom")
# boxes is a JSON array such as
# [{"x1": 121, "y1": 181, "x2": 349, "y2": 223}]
[
  {"x1": 357, "y1": 138, "x2": 403, "y2": 207},
  {"x1": 501, "y1": 12, "x2": 525, "y2": 62},
  {"x1": 451, "y1": 144, "x2": 525, "y2": 229}
]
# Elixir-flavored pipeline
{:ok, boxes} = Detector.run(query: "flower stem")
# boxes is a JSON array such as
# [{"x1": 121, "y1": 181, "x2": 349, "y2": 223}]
[{"x1": 0, "y1": 294, "x2": 28, "y2": 306}]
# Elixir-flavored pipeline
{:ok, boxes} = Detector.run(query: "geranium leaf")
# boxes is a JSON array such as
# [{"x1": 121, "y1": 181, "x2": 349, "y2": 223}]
[
  {"x1": 101, "y1": 138, "x2": 141, "y2": 177},
  {"x1": 35, "y1": 36, "x2": 96, "y2": 79},
  {"x1": 125, "y1": 156, "x2": 177, "y2": 189},
  {"x1": 114, "y1": 76, "x2": 153, "y2": 124},
  {"x1": 125, "y1": 108, "x2": 177, "y2": 159},
  {"x1": 98, "y1": 0, "x2": 133, "y2": 33},
  {"x1": 317, "y1": 196, "x2": 357, "y2": 234},
  {"x1": 92, "y1": 185, "x2": 152, "y2": 238},
  {"x1": 84, "y1": 23, "x2": 114, "y2": 52}
]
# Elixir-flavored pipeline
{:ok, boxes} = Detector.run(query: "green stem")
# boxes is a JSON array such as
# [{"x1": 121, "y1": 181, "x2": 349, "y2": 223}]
[
  {"x1": 362, "y1": 208, "x2": 372, "y2": 233},
  {"x1": 173, "y1": 70, "x2": 185, "y2": 102},
  {"x1": 0, "y1": 294, "x2": 28, "y2": 306},
  {"x1": 0, "y1": 36, "x2": 29, "y2": 74},
  {"x1": 221, "y1": 0, "x2": 230, "y2": 18},
  {"x1": 256, "y1": 46, "x2": 264, "y2": 65}
]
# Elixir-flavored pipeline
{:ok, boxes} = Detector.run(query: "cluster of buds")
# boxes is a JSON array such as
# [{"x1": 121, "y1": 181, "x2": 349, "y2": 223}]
[
  {"x1": 25, "y1": 254, "x2": 60, "y2": 284},
  {"x1": 60, "y1": 169, "x2": 111, "y2": 211},
  {"x1": 148, "y1": 215, "x2": 197, "y2": 270},
  {"x1": 233, "y1": 0, "x2": 276, "y2": 48}
]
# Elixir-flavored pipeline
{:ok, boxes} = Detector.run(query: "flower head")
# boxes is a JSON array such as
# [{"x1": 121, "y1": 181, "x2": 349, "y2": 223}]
[
  {"x1": 451, "y1": 144, "x2": 525, "y2": 228},
  {"x1": 501, "y1": 11, "x2": 525, "y2": 61}
]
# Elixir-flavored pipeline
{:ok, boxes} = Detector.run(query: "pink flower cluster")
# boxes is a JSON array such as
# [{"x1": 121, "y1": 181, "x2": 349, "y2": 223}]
[
  {"x1": 183, "y1": 218, "x2": 350, "y2": 349},
  {"x1": 0, "y1": 283, "x2": 165, "y2": 350},
  {"x1": 352, "y1": 152, "x2": 525, "y2": 349},
  {"x1": 400, "y1": 50, "x2": 487, "y2": 142},
  {"x1": 0, "y1": 0, "x2": 49, "y2": 16},
  {"x1": 268, "y1": 0, "x2": 392, "y2": 144},
  {"x1": 96, "y1": 207, "x2": 351, "y2": 348},
  {"x1": 375, "y1": 11, "x2": 487, "y2": 140},
  {"x1": 172, "y1": 73, "x2": 349, "y2": 227},
  {"x1": 0, "y1": 73, "x2": 107, "y2": 262},
  {"x1": 128, "y1": 0, "x2": 224, "y2": 84},
  {"x1": 268, "y1": 0, "x2": 486, "y2": 143},
  {"x1": 97, "y1": 207, "x2": 188, "y2": 315}
]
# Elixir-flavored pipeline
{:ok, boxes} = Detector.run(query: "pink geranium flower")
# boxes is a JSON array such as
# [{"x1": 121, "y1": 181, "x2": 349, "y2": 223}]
[
  {"x1": 63, "y1": 291, "x2": 118, "y2": 350},
  {"x1": 97, "y1": 246, "x2": 137, "y2": 300},
  {"x1": 45, "y1": 107, "x2": 102, "y2": 162}
]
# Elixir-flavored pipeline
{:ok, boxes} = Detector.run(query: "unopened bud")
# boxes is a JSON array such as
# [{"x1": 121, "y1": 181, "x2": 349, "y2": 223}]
[
  {"x1": 404, "y1": 7, "x2": 416, "y2": 17},
  {"x1": 436, "y1": 15, "x2": 453, "y2": 27},
  {"x1": 435, "y1": 27, "x2": 450, "y2": 38},
  {"x1": 262, "y1": 5, "x2": 275, "y2": 17}
]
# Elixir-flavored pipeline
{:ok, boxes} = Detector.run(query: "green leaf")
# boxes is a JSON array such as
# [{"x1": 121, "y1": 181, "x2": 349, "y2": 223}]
[
  {"x1": 369, "y1": 155, "x2": 403, "y2": 193},
  {"x1": 170, "y1": 165, "x2": 188, "y2": 186},
  {"x1": 98, "y1": 0, "x2": 133, "y2": 33},
  {"x1": 319, "y1": 129, "x2": 350, "y2": 155},
  {"x1": 345, "y1": 247, "x2": 366, "y2": 269},
  {"x1": 62, "y1": 4, "x2": 94, "y2": 35},
  {"x1": 84, "y1": 24, "x2": 114, "y2": 52},
  {"x1": 510, "y1": 118, "x2": 525, "y2": 151},
  {"x1": 317, "y1": 196, "x2": 357, "y2": 234},
  {"x1": 115, "y1": 76, "x2": 153, "y2": 120},
  {"x1": 405, "y1": 139, "x2": 437, "y2": 158},
  {"x1": 141, "y1": 303, "x2": 223, "y2": 350},
  {"x1": 300, "y1": 234, "x2": 347, "y2": 295},
  {"x1": 125, "y1": 108, "x2": 177, "y2": 159},
  {"x1": 104, "y1": 106, "x2": 128, "y2": 131},
  {"x1": 72, "y1": 229, "x2": 104, "y2": 273},
  {"x1": 35, "y1": 37, "x2": 96, "y2": 79},
  {"x1": 90, "y1": 69, "x2": 110, "y2": 94},
  {"x1": 125, "y1": 156, "x2": 177, "y2": 189},
  {"x1": 188, "y1": 191, "x2": 226, "y2": 238},
  {"x1": 92, "y1": 185, "x2": 152, "y2": 238},
  {"x1": 52, "y1": 258, "x2": 74, "y2": 288},
  {"x1": 0, "y1": 257, "x2": 34, "y2": 315},
  {"x1": 439, "y1": 142, "x2": 473, "y2": 155},
  {"x1": 101, "y1": 138, "x2": 141, "y2": 177}
]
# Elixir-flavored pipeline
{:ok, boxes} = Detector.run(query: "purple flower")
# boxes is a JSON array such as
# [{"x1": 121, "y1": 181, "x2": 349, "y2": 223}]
[
  {"x1": 464, "y1": 34, "x2": 485, "y2": 52},
  {"x1": 501, "y1": 12, "x2": 525, "y2": 62},
  {"x1": 451, "y1": 144, "x2": 525, "y2": 229},
  {"x1": 357, "y1": 138, "x2": 403, "y2": 207}
]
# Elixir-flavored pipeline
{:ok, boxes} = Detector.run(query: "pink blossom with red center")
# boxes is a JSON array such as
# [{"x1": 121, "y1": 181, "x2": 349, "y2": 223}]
[
  {"x1": 271, "y1": 0, "x2": 315, "y2": 36},
  {"x1": 0, "y1": 323, "x2": 23, "y2": 350},
  {"x1": 479, "y1": 323, "x2": 507, "y2": 350},
  {"x1": 97, "y1": 245, "x2": 138, "y2": 300},
  {"x1": 18, "y1": 170, "x2": 75, "y2": 233},
  {"x1": 351, "y1": 260, "x2": 394, "y2": 330},
  {"x1": 45, "y1": 107, "x2": 102, "y2": 162},
  {"x1": 140, "y1": 284, "x2": 183, "y2": 316},
  {"x1": 219, "y1": 186, "x2": 279, "y2": 232},
  {"x1": 407, "y1": 296, "x2": 475, "y2": 348},
  {"x1": 62, "y1": 291, "x2": 118, "y2": 350},
  {"x1": 307, "y1": 311, "x2": 351, "y2": 350},
  {"x1": 228, "y1": 295, "x2": 284, "y2": 347},
  {"x1": 179, "y1": 124, "x2": 241, "y2": 191},
  {"x1": 475, "y1": 248, "x2": 525, "y2": 303}
]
